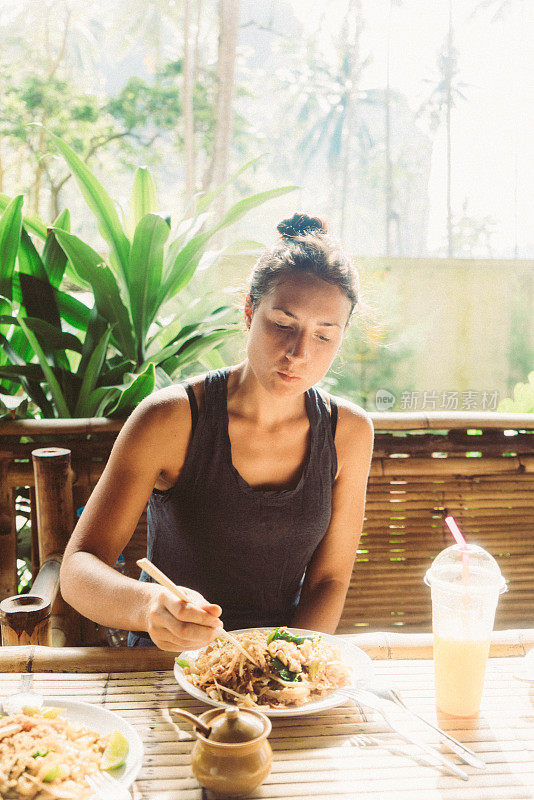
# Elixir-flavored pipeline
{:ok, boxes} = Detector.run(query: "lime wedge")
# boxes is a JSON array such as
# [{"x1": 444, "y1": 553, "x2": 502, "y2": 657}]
[
  {"x1": 41, "y1": 707, "x2": 66, "y2": 719},
  {"x1": 42, "y1": 763, "x2": 68, "y2": 782},
  {"x1": 101, "y1": 730, "x2": 129, "y2": 770}
]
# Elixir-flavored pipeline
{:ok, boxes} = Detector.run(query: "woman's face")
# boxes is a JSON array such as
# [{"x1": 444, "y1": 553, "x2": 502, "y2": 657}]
[{"x1": 245, "y1": 272, "x2": 352, "y2": 397}]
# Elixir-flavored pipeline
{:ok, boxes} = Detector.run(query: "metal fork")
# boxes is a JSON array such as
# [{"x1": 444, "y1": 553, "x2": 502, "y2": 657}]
[
  {"x1": 340, "y1": 688, "x2": 469, "y2": 781},
  {"x1": 371, "y1": 686, "x2": 486, "y2": 769},
  {"x1": 86, "y1": 771, "x2": 132, "y2": 800}
]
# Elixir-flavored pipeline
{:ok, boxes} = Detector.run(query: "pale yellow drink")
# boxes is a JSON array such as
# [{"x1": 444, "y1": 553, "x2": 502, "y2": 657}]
[
  {"x1": 433, "y1": 634, "x2": 491, "y2": 717},
  {"x1": 425, "y1": 544, "x2": 506, "y2": 718}
]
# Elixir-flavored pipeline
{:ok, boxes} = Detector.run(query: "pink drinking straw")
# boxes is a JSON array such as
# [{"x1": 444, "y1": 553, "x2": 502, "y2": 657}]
[{"x1": 445, "y1": 515, "x2": 470, "y2": 584}]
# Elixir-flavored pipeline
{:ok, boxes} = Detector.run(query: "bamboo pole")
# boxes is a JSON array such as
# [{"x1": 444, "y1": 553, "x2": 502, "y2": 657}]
[
  {"x1": 0, "y1": 628, "x2": 532, "y2": 672},
  {"x1": 0, "y1": 459, "x2": 17, "y2": 600},
  {"x1": 0, "y1": 595, "x2": 51, "y2": 646},
  {"x1": 30, "y1": 448, "x2": 79, "y2": 645}
]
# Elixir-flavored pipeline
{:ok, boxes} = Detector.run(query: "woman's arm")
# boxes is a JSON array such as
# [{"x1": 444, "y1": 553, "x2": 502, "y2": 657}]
[
  {"x1": 291, "y1": 400, "x2": 374, "y2": 633},
  {"x1": 59, "y1": 387, "x2": 223, "y2": 651}
]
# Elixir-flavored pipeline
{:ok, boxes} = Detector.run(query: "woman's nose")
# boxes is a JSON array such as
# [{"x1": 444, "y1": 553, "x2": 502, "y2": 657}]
[{"x1": 286, "y1": 332, "x2": 308, "y2": 362}]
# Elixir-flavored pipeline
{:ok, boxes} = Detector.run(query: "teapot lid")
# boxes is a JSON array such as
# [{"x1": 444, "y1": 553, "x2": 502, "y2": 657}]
[{"x1": 208, "y1": 706, "x2": 265, "y2": 743}]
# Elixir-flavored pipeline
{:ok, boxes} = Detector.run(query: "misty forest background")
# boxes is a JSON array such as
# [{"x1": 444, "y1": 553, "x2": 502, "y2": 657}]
[{"x1": 1, "y1": 0, "x2": 533, "y2": 411}]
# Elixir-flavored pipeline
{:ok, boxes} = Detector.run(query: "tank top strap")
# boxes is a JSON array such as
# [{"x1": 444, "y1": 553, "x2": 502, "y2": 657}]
[
  {"x1": 183, "y1": 382, "x2": 198, "y2": 434},
  {"x1": 330, "y1": 398, "x2": 338, "y2": 438},
  {"x1": 202, "y1": 367, "x2": 231, "y2": 426}
]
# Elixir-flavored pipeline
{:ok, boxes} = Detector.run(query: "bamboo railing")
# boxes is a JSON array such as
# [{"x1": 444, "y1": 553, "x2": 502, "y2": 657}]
[{"x1": 0, "y1": 412, "x2": 533, "y2": 644}]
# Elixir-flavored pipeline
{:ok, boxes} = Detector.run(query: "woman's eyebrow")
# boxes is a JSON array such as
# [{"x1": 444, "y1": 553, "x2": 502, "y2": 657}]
[{"x1": 272, "y1": 307, "x2": 341, "y2": 328}]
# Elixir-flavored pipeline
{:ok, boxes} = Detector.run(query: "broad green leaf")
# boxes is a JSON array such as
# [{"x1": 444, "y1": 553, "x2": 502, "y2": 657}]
[
  {"x1": 54, "y1": 288, "x2": 91, "y2": 331},
  {"x1": 0, "y1": 364, "x2": 45, "y2": 380},
  {"x1": 0, "y1": 195, "x2": 23, "y2": 302},
  {"x1": 85, "y1": 385, "x2": 121, "y2": 417},
  {"x1": 18, "y1": 316, "x2": 83, "y2": 354},
  {"x1": 53, "y1": 229, "x2": 136, "y2": 360},
  {"x1": 129, "y1": 213, "x2": 170, "y2": 347},
  {"x1": 143, "y1": 329, "x2": 232, "y2": 372},
  {"x1": 76, "y1": 307, "x2": 109, "y2": 377},
  {"x1": 0, "y1": 331, "x2": 54, "y2": 415},
  {"x1": 98, "y1": 359, "x2": 135, "y2": 386},
  {"x1": 18, "y1": 227, "x2": 47, "y2": 281},
  {"x1": 147, "y1": 320, "x2": 201, "y2": 355},
  {"x1": 154, "y1": 365, "x2": 174, "y2": 390},
  {"x1": 159, "y1": 186, "x2": 296, "y2": 306},
  {"x1": 164, "y1": 212, "x2": 212, "y2": 269},
  {"x1": 0, "y1": 194, "x2": 47, "y2": 239},
  {"x1": 212, "y1": 186, "x2": 297, "y2": 236},
  {"x1": 106, "y1": 362, "x2": 156, "y2": 417},
  {"x1": 50, "y1": 134, "x2": 130, "y2": 283},
  {"x1": 174, "y1": 330, "x2": 236, "y2": 371},
  {"x1": 157, "y1": 228, "x2": 214, "y2": 307},
  {"x1": 127, "y1": 168, "x2": 157, "y2": 236},
  {"x1": 196, "y1": 156, "x2": 263, "y2": 214},
  {"x1": 42, "y1": 209, "x2": 70, "y2": 287},
  {"x1": 74, "y1": 325, "x2": 113, "y2": 417},
  {"x1": 17, "y1": 273, "x2": 71, "y2": 375},
  {"x1": 18, "y1": 272, "x2": 60, "y2": 330},
  {"x1": 198, "y1": 348, "x2": 225, "y2": 370},
  {"x1": 17, "y1": 316, "x2": 70, "y2": 417}
]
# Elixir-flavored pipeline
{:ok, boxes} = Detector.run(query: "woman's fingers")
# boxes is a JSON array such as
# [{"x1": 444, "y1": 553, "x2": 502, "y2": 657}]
[
  {"x1": 152, "y1": 613, "x2": 222, "y2": 650},
  {"x1": 183, "y1": 588, "x2": 222, "y2": 617},
  {"x1": 163, "y1": 594, "x2": 222, "y2": 628},
  {"x1": 147, "y1": 587, "x2": 224, "y2": 651}
]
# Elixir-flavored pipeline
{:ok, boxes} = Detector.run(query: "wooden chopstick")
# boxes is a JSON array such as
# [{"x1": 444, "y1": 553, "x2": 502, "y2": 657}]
[{"x1": 136, "y1": 558, "x2": 260, "y2": 667}]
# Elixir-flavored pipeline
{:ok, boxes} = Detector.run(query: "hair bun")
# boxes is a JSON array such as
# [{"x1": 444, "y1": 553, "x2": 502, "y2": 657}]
[{"x1": 277, "y1": 213, "x2": 327, "y2": 238}]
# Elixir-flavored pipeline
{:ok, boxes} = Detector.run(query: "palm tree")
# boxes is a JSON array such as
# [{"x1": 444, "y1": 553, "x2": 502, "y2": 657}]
[
  {"x1": 384, "y1": 0, "x2": 403, "y2": 256},
  {"x1": 203, "y1": 0, "x2": 240, "y2": 208},
  {"x1": 416, "y1": 0, "x2": 470, "y2": 257},
  {"x1": 277, "y1": 2, "x2": 374, "y2": 238}
]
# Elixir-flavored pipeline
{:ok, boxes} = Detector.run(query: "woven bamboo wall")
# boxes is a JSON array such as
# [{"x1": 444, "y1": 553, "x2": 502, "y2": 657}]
[
  {"x1": 337, "y1": 426, "x2": 534, "y2": 634},
  {"x1": 1, "y1": 416, "x2": 533, "y2": 639}
]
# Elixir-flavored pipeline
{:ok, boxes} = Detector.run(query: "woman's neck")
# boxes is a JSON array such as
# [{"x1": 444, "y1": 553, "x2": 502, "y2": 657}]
[{"x1": 227, "y1": 361, "x2": 306, "y2": 430}]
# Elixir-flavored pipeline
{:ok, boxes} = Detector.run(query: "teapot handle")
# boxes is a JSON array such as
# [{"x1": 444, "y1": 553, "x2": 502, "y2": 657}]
[{"x1": 170, "y1": 707, "x2": 212, "y2": 737}]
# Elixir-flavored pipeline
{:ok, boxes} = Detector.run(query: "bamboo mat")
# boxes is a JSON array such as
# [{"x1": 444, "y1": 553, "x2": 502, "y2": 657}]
[{"x1": 1, "y1": 639, "x2": 534, "y2": 799}]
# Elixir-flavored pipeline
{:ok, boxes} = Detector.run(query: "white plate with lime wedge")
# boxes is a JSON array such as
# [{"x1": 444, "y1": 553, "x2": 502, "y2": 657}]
[{"x1": 29, "y1": 700, "x2": 143, "y2": 786}]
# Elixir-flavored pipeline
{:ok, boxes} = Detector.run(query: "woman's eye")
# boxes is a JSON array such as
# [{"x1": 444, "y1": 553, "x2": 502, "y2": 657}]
[
  {"x1": 274, "y1": 322, "x2": 291, "y2": 330},
  {"x1": 317, "y1": 334, "x2": 331, "y2": 343}
]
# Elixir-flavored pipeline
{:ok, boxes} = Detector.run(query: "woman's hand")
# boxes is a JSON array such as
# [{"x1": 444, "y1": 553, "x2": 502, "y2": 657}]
[{"x1": 145, "y1": 585, "x2": 223, "y2": 651}]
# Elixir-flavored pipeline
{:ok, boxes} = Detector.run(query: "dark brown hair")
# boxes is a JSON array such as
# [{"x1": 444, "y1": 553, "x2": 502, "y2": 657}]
[{"x1": 248, "y1": 213, "x2": 359, "y2": 321}]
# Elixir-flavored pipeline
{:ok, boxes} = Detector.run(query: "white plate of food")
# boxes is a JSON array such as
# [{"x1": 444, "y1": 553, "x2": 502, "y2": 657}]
[
  {"x1": 0, "y1": 699, "x2": 143, "y2": 797},
  {"x1": 174, "y1": 626, "x2": 375, "y2": 717}
]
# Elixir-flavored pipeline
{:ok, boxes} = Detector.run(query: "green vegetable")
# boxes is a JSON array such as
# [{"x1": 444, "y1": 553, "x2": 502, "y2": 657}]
[
  {"x1": 175, "y1": 657, "x2": 190, "y2": 669},
  {"x1": 32, "y1": 749, "x2": 50, "y2": 758},
  {"x1": 307, "y1": 659, "x2": 322, "y2": 681},
  {"x1": 267, "y1": 628, "x2": 315, "y2": 646},
  {"x1": 271, "y1": 657, "x2": 299, "y2": 682}
]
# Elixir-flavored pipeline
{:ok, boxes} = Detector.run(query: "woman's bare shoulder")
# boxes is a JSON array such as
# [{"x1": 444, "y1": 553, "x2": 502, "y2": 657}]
[
  {"x1": 122, "y1": 376, "x2": 206, "y2": 441},
  {"x1": 328, "y1": 393, "x2": 374, "y2": 465}
]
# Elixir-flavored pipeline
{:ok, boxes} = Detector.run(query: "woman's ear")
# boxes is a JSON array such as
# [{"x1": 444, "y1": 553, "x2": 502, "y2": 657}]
[{"x1": 244, "y1": 295, "x2": 253, "y2": 330}]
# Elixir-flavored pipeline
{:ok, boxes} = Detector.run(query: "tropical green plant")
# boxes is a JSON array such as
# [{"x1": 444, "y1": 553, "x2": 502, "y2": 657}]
[
  {"x1": 498, "y1": 372, "x2": 534, "y2": 413},
  {"x1": 0, "y1": 135, "x2": 295, "y2": 418}
]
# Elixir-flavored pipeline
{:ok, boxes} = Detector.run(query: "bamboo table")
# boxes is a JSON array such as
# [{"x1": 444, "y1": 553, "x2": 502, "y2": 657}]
[{"x1": 1, "y1": 630, "x2": 534, "y2": 800}]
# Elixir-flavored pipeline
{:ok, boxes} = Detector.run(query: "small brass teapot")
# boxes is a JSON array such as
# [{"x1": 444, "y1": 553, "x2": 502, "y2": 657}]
[{"x1": 171, "y1": 705, "x2": 272, "y2": 798}]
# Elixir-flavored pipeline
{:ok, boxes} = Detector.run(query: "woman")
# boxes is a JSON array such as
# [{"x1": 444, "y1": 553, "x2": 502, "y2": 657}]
[{"x1": 60, "y1": 213, "x2": 374, "y2": 651}]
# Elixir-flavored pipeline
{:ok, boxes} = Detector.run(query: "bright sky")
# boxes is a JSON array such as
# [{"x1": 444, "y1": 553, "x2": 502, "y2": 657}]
[{"x1": 290, "y1": 0, "x2": 533, "y2": 257}]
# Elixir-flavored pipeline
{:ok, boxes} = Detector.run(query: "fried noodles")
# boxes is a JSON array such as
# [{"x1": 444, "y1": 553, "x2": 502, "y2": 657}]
[
  {"x1": 0, "y1": 708, "x2": 113, "y2": 799},
  {"x1": 180, "y1": 627, "x2": 352, "y2": 709}
]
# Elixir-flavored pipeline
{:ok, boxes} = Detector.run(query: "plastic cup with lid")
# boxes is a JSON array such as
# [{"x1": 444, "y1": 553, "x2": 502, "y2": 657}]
[{"x1": 425, "y1": 543, "x2": 507, "y2": 717}]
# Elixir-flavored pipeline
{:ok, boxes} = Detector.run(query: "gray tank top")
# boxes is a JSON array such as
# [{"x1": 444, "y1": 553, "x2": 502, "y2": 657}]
[{"x1": 128, "y1": 367, "x2": 338, "y2": 646}]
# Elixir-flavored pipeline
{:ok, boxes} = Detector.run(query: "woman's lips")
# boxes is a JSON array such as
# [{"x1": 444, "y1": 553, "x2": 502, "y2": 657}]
[{"x1": 277, "y1": 371, "x2": 301, "y2": 382}]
